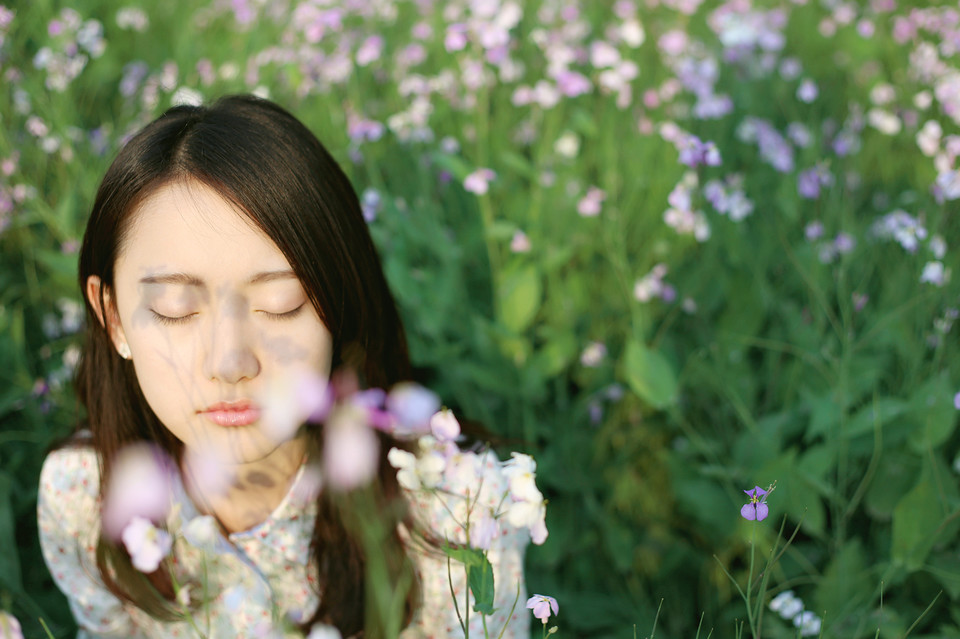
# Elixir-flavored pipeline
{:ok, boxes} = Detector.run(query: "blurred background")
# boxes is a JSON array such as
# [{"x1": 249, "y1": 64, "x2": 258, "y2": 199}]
[{"x1": 1, "y1": 0, "x2": 959, "y2": 637}]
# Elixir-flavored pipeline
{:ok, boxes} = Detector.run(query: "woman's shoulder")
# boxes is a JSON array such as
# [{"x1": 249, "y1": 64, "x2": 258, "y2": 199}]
[{"x1": 38, "y1": 439, "x2": 101, "y2": 507}]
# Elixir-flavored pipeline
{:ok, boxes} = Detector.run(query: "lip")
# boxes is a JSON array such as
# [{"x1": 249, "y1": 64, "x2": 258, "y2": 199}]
[{"x1": 200, "y1": 400, "x2": 261, "y2": 427}]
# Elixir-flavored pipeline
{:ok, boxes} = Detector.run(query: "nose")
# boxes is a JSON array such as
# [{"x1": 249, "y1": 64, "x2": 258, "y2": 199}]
[{"x1": 203, "y1": 301, "x2": 260, "y2": 384}]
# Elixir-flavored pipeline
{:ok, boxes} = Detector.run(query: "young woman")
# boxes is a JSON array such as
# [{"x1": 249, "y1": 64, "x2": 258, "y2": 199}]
[{"x1": 37, "y1": 95, "x2": 531, "y2": 638}]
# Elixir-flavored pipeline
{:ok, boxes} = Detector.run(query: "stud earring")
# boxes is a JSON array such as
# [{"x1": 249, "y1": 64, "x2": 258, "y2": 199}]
[{"x1": 118, "y1": 343, "x2": 131, "y2": 360}]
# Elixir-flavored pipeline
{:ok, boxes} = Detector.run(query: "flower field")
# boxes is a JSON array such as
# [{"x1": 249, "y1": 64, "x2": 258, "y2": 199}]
[{"x1": 1, "y1": 0, "x2": 959, "y2": 637}]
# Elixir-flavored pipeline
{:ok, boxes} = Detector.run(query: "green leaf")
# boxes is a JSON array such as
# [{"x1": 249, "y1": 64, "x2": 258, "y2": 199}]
[
  {"x1": 498, "y1": 150, "x2": 536, "y2": 180},
  {"x1": 813, "y1": 540, "x2": 869, "y2": 618},
  {"x1": 0, "y1": 472, "x2": 22, "y2": 589},
  {"x1": 843, "y1": 397, "x2": 908, "y2": 439},
  {"x1": 907, "y1": 373, "x2": 957, "y2": 453},
  {"x1": 622, "y1": 339, "x2": 677, "y2": 409},
  {"x1": 496, "y1": 264, "x2": 541, "y2": 334},
  {"x1": 468, "y1": 555, "x2": 496, "y2": 616},
  {"x1": 442, "y1": 545, "x2": 483, "y2": 568},
  {"x1": 891, "y1": 467, "x2": 944, "y2": 571},
  {"x1": 532, "y1": 333, "x2": 577, "y2": 378}
]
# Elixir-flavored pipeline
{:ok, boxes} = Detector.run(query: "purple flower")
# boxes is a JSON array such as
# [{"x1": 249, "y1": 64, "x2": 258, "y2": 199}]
[
  {"x1": 121, "y1": 516, "x2": 172, "y2": 573},
  {"x1": 677, "y1": 135, "x2": 721, "y2": 168},
  {"x1": 740, "y1": 486, "x2": 769, "y2": 521},
  {"x1": 954, "y1": 392, "x2": 960, "y2": 410},
  {"x1": 464, "y1": 168, "x2": 495, "y2": 195},
  {"x1": 797, "y1": 79, "x2": 818, "y2": 103},
  {"x1": 526, "y1": 594, "x2": 559, "y2": 624},
  {"x1": 834, "y1": 233, "x2": 856, "y2": 254}
]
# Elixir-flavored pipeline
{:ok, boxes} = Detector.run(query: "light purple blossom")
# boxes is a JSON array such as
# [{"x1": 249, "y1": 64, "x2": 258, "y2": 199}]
[
  {"x1": 429, "y1": 408, "x2": 461, "y2": 442},
  {"x1": 464, "y1": 168, "x2": 496, "y2": 195},
  {"x1": 954, "y1": 392, "x2": 960, "y2": 410},
  {"x1": 740, "y1": 486, "x2": 769, "y2": 521},
  {"x1": 526, "y1": 594, "x2": 559, "y2": 624},
  {"x1": 677, "y1": 135, "x2": 722, "y2": 168},
  {"x1": 386, "y1": 383, "x2": 440, "y2": 436},
  {"x1": 797, "y1": 79, "x2": 818, "y2": 103},
  {"x1": 103, "y1": 444, "x2": 174, "y2": 540},
  {"x1": 797, "y1": 164, "x2": 834, "y2": 199},
  {"x1": 834, "y1": 233, "x2": 856, "y2": 254},
  {"x1": 121, "y1": 516, "x2": 173, "y2": 573},
  {"x1": 510, "y1": 230, "x2": 531, "y2": 253},
  {"x1": 324, "y1": 404, "x2": 379, "y2": 490},
  {"x1": 577, "y1": 186, "x2": 606, "y2": 216}
]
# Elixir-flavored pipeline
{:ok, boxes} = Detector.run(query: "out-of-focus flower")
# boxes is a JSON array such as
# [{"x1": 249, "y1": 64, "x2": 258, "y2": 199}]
[
  {"x1": 769, "y1": 591, "x2": 803, "y2": 618},
  {"x1": 834, "y1": 233, "x2": 856, "y2": 254},
  {"x1": 554, "y1": 131, "x2": 580, "y2": 158},
  {"x1": 677, "y1": 135, "x2": 721, "y2": 168},
  {"x1": 260, "y1": 369, "x2": 332, "y2": 443},
  {"x1": 916, "y1": 120, "x2": 942, "y2": 156},
  {"x1": 852, "y1": 292, "x2": 869, "y2": 313},
  {"x1": 116, "y1": 7, "x2": 149, "y2": 31},
  {"x1": 526, "y1": 594, "x2": 559, "y2": 624},
  {"x1": 469, "y1": 508, "x2": 499, "y2": 550},
  {"x1": 182, "y1": 515, "x2": 219, "y2": 552},
  {"x1": 0, "y1": 611, "x2": 23, "y2": 639},
  {"x1": 307, "y1": 623, "x2": 343, "y2": 639},
  {"x1": 580, "y1": 341, "x2": 607, "y2": 367},
  {"x1": 464, "y1": 168, "x2": 496, "y2": 195},
  {"x1": 868, "y1": 108, "x2": 902, "y2": 135},
  {"x1": 103, "y1": 443, "x2": 174, "y2": 540},
  {"x1": 929, "y1": 235, "x2": 946, "y2": 260},
  {"x1": 797, "y1": 164, "x2": 834, "y2": 199},
  {"x1": 171, "y1": 86, "x2": 203, "y2": 107},
  {"x1": 577, "y1": 186, "x2": 606, "y2": 217},
  {"x1": 429, "y1": 408, "x2": 461, "y2": 442},
  {"x1": 794, "y1": 611, "x2": 822, "y2": 637},
  {"x1": 954, "y1": 392, "x2": 960, "y2": 410},
  {"x1": 921, "y1": 261, "x2": 949, "y2": 286},
  {"x1": 121, "y1": 516, "x2": 173, "y2": 573},
  {"x1": 797, "y1": 79, "x2": 818, "y2": 103},
  {"x1": 324, "y1": 404, "x2": 379, "y2": 490},
  {"x1": 510, "y1": 230, "x2": 531, "y2": 253},
  {"x1": 871, "y1": 210, "x2": 927, "y2": 253},
  {"x1": 634, "y1": 263, "x2": 669, "y2": 302},
  {"x1": 387, "y1": 444, "x2": 445, "y2": 491},
  {"x1": 740, "y1": 485, "x2": 768, "y2": 521},
  {"x1": 386, "y1": 382, "x2": 440, "y2": 436},
  {"x1": 805, "y1": 221, "x2": 824, "y2": 241},
  {"x1": 361, "y1": 189, "x2": 381, "y2": 223}
]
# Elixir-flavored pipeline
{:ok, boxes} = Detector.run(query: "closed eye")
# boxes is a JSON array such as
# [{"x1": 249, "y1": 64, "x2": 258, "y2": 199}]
[
  {"x1": 150, "y1": 310, "x2": 197, "y2": 326},
  {"x1": 258, "y1": 303, "x2": 306, "y2": 320}
]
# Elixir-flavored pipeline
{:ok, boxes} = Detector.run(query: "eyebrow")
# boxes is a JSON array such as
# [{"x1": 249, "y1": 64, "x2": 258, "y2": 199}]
[{"x1": 139, "y1": 270, "x2": 298, "y2": 286}]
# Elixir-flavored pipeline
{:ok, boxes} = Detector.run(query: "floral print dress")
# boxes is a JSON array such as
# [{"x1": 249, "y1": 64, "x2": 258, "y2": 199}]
[{"x1": 37, "y1": 446, "x2": 530, "y2": 638}]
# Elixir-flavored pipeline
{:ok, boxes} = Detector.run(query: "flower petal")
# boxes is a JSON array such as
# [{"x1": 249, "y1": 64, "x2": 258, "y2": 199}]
[{"x1": 740, "y1": 503, "x2": 756, "y2": 520}]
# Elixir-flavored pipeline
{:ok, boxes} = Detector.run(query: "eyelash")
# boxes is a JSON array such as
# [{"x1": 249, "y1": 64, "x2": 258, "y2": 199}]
[{"x1": 150, "y1": 304, "x2": 305, "y2": 325}]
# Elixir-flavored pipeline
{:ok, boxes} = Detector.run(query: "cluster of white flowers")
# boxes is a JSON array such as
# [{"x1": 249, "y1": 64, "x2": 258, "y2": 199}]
[
  {"x1": 769, "y1": 591, "x2": 822, "y2": 637},
  {"x1": 388, "y1": 408, "x2": 549, "y2": 547}
]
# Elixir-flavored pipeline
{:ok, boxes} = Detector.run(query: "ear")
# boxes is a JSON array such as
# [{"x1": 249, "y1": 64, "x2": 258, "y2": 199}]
[{"x1": 86, "y1": 275, "x2": 130, "y2": 356}]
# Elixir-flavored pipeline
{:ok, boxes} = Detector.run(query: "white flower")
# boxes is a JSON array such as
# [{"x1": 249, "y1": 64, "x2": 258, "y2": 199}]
[
  {"x1": 769, "y1": 590, "x2": 803, "y2": 618},
  {"x1": 554, "y1": 131, "x2": 580, "y2": 158},
  {"x1": 307, "y1": 623, "x2": 343, "y2": 639},
  {"x1": 921, "y1": 261, "x2": 949, "y2": 286},
  {"x1": 182, "y1": 515, "x2": 219, "y2": 551},
  {"x1": 867, "y1": 108, "x2": 902, "y2": 135},
  {"x1": 121, "y1": 516, "x2": 172, "y2": 573},
  {"x1": 793, "y1": 611, "x2": 822, "y2": 637},
  {"x1": 387, "y1": 447, "x2": 445, "y2": 491},
  {"x1": 171, "y1": 86, "x2": 203, "y2": 107}
]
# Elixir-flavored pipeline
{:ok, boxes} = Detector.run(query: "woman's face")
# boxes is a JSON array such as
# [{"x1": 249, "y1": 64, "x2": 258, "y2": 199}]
[{"x1": 93, "y1": 179, "x2": 333, "y2": 464}]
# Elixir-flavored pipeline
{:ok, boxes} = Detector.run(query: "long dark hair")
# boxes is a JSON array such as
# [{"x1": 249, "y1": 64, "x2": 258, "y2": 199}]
[{"x1": 76, "y1": 94, "x2": 415, "y2": 635}]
